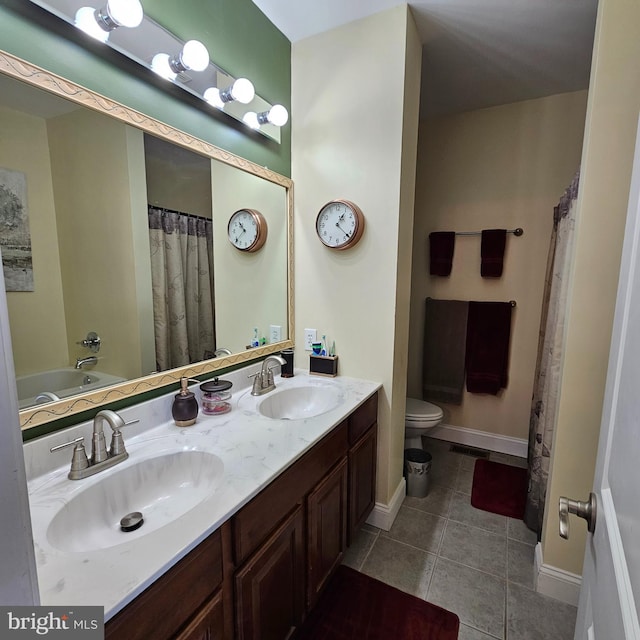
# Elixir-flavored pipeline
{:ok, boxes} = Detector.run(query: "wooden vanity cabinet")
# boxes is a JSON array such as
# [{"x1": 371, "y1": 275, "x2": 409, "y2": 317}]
[
  {"x1": 174, "y1": 590, "x2": 224, "y2": 640},
  {"x1": 104, "y1": 391, "x2": 378, "y2": 640},
  {"x1": 234, "y1": 505, "x2": 305, "y2": 640},
  {"x1": 105, "y1": 527, "x2": 226, "y2": 640},
  {"x1": 306, "y1": 457, "x2": 348, "y2": 609},
  {"x1": 348, "y1": 393, "x2": 378, "y2": 543}
]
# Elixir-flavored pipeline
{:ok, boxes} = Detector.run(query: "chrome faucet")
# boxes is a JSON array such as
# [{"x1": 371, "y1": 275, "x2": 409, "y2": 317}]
[
  {"x1": 50, "y1": 410, "x2": 138, "y2": 480},
  {"x1": 214, "y1": 347, "x2": 232, "y2": 357},
  {"x1": 75, "y1": 355, "x2": 98, "y2": 369},
  {"x1": 250, "y1": 355, "x2": 286, "y2": 396}
]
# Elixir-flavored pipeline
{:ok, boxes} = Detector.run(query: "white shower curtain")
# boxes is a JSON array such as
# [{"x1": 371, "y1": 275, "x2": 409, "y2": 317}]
[
  {"x1": 524, "y1": 171, "x2": 580, "y2": 535},
  {"x1": 148, "y1": 207, "x2": 215, "y2": 371}
]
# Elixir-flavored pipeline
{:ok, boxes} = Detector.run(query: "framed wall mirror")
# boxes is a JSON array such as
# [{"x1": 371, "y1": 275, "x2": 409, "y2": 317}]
[{"x1": 0, "y1": 50, "x2": 294, "y2": 431}]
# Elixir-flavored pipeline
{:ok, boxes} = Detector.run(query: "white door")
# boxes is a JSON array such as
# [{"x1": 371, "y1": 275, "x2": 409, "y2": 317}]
[{"x1": 572, "y1": 118, "x2": 640, "y2": 639}]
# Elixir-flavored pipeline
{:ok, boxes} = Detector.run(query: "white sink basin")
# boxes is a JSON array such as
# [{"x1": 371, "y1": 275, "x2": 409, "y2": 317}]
[
  {"x1": 257, "y1": 383, "x2": 344, "y2": 420},
  {"x1": 46, "y1": 450, "x2": 224, "y2": 553}
]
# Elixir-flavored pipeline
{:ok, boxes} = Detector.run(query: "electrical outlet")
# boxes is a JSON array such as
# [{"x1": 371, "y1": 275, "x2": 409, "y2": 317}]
[
  {"x1": 269, "y1": 324, "x2": 282, "y2": 343},
  {"x1": 304, "y1": 328, "x2": 317, "y2": 351}
]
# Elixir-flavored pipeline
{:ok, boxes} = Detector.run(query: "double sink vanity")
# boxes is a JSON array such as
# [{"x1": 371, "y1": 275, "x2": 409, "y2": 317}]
[{"x1": 24, "y1": 364, "x2": 380, "y2": 639}]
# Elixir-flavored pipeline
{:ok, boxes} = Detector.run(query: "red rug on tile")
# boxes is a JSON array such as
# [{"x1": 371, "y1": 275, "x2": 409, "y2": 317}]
[
  {"x1": 471, "y1": 459, "x2": 528, "y2": 519},
  {"x1": 294, "y1": 565, "x2": 459, "y2": 640}
]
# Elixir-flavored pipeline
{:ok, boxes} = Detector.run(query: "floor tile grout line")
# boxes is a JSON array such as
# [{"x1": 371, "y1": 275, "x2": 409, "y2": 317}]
[
  {"x1": 461, "y1": 621, "x2": 504, "y2": 640},
  {"x1": 380, "y1": 528, "x2": 510, "y2": 584},
  {"x1": 443, "y1": 513, "x2": 507, "y2": 538},
  {"x1": 377, "y1": 532, "x2": 440, "y2": 559},
  {"x1": 437, "y1": 551, "x2": 507, "y2": 581},
  {"x1": 357, "y1": 528, "x2": 380, "y2": 571}
]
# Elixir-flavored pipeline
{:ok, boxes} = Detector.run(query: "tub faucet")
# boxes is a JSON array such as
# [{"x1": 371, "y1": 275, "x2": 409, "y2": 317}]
[
  {"x1": 49, "y1": 409, "x2": 139, "y2": 480},
  {"x1": 250, "y1": 355, "x2": 286, "y2": 396},
  {"x1": 214, "y1": 347, "x2": 232, "y2": 357},
  {"x1": 75, "y1": 355, "x2": 98, "y2": 369}
]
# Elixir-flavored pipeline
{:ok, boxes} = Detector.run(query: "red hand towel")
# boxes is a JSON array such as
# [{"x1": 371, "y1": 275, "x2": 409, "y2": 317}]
[
  {"x1": 481, "y1": 229, "x2": 507, "y2": 278},
  {"x1": 429, "y1": 231, "x2": 455, "y2": 276},
  {"x1": 465, "y1": 301, "x2": 512, "y2": 394}
]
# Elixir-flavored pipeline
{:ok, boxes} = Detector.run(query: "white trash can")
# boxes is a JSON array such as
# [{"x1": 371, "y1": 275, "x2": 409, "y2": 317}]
[{"x1": 404, "y1": 448, "x2": 432, "y2": 498}]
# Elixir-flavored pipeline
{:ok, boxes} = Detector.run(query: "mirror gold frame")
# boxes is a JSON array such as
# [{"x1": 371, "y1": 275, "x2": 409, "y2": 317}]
[{"x1": 0, "y1": 50, "x2": 294, "y2": 431}]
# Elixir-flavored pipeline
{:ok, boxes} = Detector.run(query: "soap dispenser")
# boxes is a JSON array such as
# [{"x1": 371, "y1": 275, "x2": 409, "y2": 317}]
[{"x1": 172, "y1": 377, "x2": 198, "y2": 427}]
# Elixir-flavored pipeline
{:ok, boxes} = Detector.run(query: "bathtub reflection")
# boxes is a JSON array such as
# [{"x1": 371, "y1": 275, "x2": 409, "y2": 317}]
[{"x1": 16, "y1": 368, "x2": 126, "y2": 409}]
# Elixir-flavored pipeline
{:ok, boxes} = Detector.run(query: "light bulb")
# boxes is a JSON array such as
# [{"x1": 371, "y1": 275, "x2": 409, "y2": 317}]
[
  {"x1": 151, "y1": 53, "x2": 177, "y2": 81},
  {"x1": 242, "y1": 112, "x2": 260, "y2": 130},
  {"x1": 230, "y1": 78, "x2": 255, "y2": 104},
  {"x1": 204, "y1": 87, "x2": 224, "y2": 109},
  {"x1": 75, "y1": 7, "x2": 109, "y2": 41},
  {"x1": 178, "y1": 40, "x2": 209, "y2": 72},
  {"x1": 106, "y1": 0, "x2": 143, "y2": 28},
  {"x1": 267, "y1": 104, "x2": 288, "y2": 127},
  {"x1": 256, "y1": 104, "x2": 289, "y2": 127}
]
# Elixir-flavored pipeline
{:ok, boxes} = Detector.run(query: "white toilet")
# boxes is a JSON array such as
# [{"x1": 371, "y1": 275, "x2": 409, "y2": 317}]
[{"x1": 404, "y1": 397, "x2": 444, "y2": 449}]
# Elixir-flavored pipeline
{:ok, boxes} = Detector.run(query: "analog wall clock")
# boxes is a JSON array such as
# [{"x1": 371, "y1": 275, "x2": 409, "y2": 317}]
[
  {"x1": 228, "y1": 209, "x2": 268, "y2": 252},
  {"x1": 315, "y1": 199, "x2": 365, "y2": 250}
]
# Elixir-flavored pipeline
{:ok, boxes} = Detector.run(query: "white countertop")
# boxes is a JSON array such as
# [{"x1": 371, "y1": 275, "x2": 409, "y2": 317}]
[{"x1": 23, "y1": 367, "x2": 380, "y2": 620}]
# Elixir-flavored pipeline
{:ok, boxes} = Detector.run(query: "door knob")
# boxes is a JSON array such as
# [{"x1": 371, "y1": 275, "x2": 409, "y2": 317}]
[{"x1": 558, "y1": 492, "x2": 597, "y2": 539}]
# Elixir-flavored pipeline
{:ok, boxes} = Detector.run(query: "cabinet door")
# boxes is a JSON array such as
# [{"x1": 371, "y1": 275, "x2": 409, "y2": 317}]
[
  {"x1": 348, "y1": 425, "x2": 377, "y2": 544},
  {"x1": 307, "y1": 457, "x2": 348, "y2": 609},
  {"x1": 175, "y1": 590, "x2": 224, "y2": 640},
  {"x1": 235, "y1": 505, "x2": 305, "y2": 640}
]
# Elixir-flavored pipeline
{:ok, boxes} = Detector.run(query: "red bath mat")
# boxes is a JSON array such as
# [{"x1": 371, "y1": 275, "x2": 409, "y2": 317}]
[
  {"x1": 471, "y1": 459, "x2": 528, "y2": 519},
  {"x1": 294, "y1": 565, "x2": 459, "y2": 640}
]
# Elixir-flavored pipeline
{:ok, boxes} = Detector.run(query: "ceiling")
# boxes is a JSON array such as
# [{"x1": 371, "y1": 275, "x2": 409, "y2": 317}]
[{"x1": 251, "y1": 0, "x2": 599, "y2": 117}]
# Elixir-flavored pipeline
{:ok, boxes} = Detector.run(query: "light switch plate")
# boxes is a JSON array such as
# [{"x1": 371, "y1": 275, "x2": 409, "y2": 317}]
[
  {"x1": 304, "y1": 328, "x2": 316, "y2": 351},
  {"x1": 269, "y1": 325, "x2": 282, "y2": 343}
]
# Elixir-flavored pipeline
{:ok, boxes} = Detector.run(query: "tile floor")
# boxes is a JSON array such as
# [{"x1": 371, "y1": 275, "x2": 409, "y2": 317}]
[{"x1": 343, "y1": 437, "x2": 578, "y2": 640}]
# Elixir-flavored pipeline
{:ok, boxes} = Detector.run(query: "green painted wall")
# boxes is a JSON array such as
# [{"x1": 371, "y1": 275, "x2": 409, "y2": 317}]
[{"x1": 0, "y1": 0, "x2": 291, "y2": 175}]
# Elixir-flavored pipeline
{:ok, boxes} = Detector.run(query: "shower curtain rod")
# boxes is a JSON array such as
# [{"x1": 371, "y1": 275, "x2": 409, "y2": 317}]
[
  {"x1": 149, "y1": 205, "x2": 211, "y2": 221},
  {"x1": 455, "y1": 228, "x2": 524, "y2": 237}
]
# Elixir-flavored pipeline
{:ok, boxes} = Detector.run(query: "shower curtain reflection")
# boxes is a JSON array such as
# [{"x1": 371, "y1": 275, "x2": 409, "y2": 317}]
[{"x1": 148, "y1": 207, "x2": 215, "y2": 371}]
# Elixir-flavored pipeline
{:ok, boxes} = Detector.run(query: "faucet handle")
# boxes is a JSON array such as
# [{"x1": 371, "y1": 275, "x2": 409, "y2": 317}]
[
  {"x1": 109, "y1": 419, "x2": 139, "y2": 456},
  {"x1": 50, "y1": 437, "x2": 90, "y2": 475}
]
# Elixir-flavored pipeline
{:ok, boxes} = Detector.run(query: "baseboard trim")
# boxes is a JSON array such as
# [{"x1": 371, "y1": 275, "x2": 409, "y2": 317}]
[
  {"x1": 365, "y1": 476, "x2": 406, "y2": 531},
  {"x1": 427, "y1": 423, "x2": 528, "y2": 458},
  {"x1": 534, "y1": 542, "x2": 582, "y2": 606}
]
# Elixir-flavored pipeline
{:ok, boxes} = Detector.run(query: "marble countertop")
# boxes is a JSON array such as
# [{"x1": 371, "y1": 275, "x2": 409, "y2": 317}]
[{"x1": 24, "y1": 367, "x2": 380, "y2": 619}]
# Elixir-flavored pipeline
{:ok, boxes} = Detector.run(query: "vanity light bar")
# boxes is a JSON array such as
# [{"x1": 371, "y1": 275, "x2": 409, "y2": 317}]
[{"x1": 26, "y1": 0, "x2": 288, "y2": 142}]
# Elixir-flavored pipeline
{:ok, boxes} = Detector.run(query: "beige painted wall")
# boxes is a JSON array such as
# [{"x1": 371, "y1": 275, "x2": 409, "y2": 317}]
[
  {"x1": 542, "y1": 0, "x2": 640, "y2": 576},
  {"x1": 144, "y1": 139, "x2": 212, "y2": 218},
  {"x1": 1, "y1": 106, "x2": 68, "y2": 376},
  {"x1": 211, "y1": 161, "x2": 288, "y2": 354},
  {"x1": 292, "y1": 5, "x2": 422, "y2": 506},
  {"x1": 126, "y1": 127, "x2": 156, "y2": 378},
  {"x1": 47, "y1": 109, "x2": 152, "y2": 380},
  {"x1": 409, "y1": 92, "x2": 588, "y2": 440}
]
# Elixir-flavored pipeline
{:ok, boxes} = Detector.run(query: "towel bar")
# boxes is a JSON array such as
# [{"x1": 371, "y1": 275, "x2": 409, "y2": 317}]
[
  {"x1": 426, "y1": 297, "x2": 516, "y2": 307},
  {"x1": 454, "y1": 228, "x2": 523, "y2": 237}
]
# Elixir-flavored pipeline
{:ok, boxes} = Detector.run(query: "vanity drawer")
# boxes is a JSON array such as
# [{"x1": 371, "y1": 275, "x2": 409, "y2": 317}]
[
  {"x1": 232, "y1": 420, "x2": 348, "y2": 566},
  {"x1": 348, "y1": 392, "x2": 378, "y2": 445},
  {"x1": 105, "y1": 527, "x2": 224, "y2": 640}
]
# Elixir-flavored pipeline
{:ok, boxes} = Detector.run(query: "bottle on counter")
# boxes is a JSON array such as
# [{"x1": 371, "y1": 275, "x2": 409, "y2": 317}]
[{"x1": 172, "y1": 377, "x2": 198, "y2": 427}]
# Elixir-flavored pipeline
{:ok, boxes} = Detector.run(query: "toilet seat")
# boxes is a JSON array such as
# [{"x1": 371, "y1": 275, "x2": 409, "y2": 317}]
[{"x1": 405, "y1": 397, "x2": 444, "y2": 422}]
